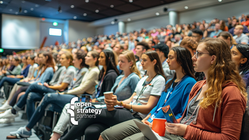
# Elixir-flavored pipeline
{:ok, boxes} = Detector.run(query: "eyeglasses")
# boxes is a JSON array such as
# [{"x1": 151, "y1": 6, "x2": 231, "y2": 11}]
[{"x1": 193, "y1": 51, "x2": 210, "y2": 58}]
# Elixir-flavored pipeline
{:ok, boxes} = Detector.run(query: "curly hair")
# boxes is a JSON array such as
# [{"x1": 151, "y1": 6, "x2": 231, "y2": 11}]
[{"x1": 199, "y1": 38, "x2": 247, "y2": 108}]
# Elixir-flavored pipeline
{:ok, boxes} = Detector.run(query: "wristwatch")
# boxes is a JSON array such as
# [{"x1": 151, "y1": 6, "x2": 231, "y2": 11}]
[{"x1": 130, "y1": 105, "x2": 133, "y2": 113}]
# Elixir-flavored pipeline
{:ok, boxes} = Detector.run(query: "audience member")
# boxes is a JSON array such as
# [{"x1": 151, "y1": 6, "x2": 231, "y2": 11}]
[
  {"x1": 229, "y1": 18, "x2": 249, "y2": 36},
  {"x1": 153, "y1": 43, "x2": 174, "y2": 79},
  {"x1": 209, "y1": 23, "x2": 222, "y2": 38},
  {"x1": 191, "y1": 29, "x2": 203, "y2": 43},
  {"x1": 231, "y1": 44, "x2": 249, "y2": 87},
  {"x1": 233, "y1": 25, "x2": 249, "y2": 44},
  {"x1": 135, "y1": 42, "x2": 150, "y2": 76}
]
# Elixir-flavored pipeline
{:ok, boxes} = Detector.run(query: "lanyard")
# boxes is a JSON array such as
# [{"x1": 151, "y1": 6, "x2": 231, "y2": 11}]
[
  {"x1": 148, "y1": 76, "x2": 186, "y2": 121},
  {"x1": 135, "y1": 75, "x2": 158, "y2": 103}
]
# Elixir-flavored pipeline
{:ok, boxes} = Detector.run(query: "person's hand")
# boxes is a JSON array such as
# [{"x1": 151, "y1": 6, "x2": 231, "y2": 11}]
[
  {"x1": 58, "y1": 92, "x2": 64, "y2": 95},
  {"x1": 104, "y1": 95, "x2": 118, "y2": 108},
  {"x1": 7, "y1": 75, "x2": 15, "y2": 78},
  {"x1": 91, "y1": 99, "x2": 98, "y2": 103},
  {"x1": 142, "y1": 119, "x2": 153, "y2": 128},
  {"x1": 43, "y1": 83, "x2": 49, "y2": 87},
  {"x1": 37, "y1": 82, "x2": 43, "y2": 86},
  {"x1": 165, "y1": 122, "x2": 187, "y2": 136}
]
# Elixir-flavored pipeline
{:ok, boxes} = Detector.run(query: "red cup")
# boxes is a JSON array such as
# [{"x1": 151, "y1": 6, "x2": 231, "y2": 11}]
[{"x1": 152, "y1": 118, "x2": 166, "y2": 136}]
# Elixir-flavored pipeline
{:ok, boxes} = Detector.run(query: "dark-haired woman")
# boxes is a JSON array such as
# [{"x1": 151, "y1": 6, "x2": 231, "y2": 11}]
[
  {"x1": 94, "y1": 49, "x2": 119, "y2": 99},
  {"x1": 60, "y1": 51, "x2": 166, "y2": 140},
  {"x1": 99, "y1": 47, "x2": 196, "y2": 140},
  {"x1": 6, "y1": 50, "x2": 93, "y2": 139},
  {"x1": 231, "y1": 44, "x2": 249, "y2": 87}
]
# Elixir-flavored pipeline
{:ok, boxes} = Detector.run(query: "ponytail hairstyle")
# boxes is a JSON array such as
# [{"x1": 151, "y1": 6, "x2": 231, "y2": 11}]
[
  {"x1": 165, "y1": 47, "x2": 195, "y2": 90},
  {"x1": 62, "y1": 50, "x2": 74, "y2": 66},
  {"x1": 75, "y1": 49, "x2": 88, "y2": 68},
  {"x1": 144, "y1": 51, "x2": 166, "y2": 80},
  {"x1": 121, "y1": 50, "x2": 141, "y2": 78}
]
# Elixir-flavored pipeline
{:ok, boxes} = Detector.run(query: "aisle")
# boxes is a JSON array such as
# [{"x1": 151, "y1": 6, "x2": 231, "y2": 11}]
[{"x1": 0, "y1": 98, "x2": 39, "y2": 140}]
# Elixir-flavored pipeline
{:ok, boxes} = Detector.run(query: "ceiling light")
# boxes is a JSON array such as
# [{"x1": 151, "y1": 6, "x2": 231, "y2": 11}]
[
  {"x1": 73, "y1": 16, "x2": 77, "y2": 19},
  {"x1": 35, "y1": 4, "x2": 39, "y2": 7},
  {"x1": 0, "y1": 1, "x2": 3, "y2": 4},
  {"x1": 24, "y1": 10, "x2": 27, "y2": 13},
  {"x1": 71, "y1": 5, "x2": 74, "y2": 8},
  {"x1": 95, "y1": 9, "x2": 99, "y2": 13},
  {"x1": 22, "y1": 1, "x2": 25, "y2": 3},
  {"x1": 83, "y1": 13, "x2": 87, "y2": 16},
  {"x1": 85, "y1": 0, "x2": 89, "y2": 3},
  {"x1": 184, "y1": 6, "x2": 188, "y2": 9},
  {"x1": 129, "y1": 0, "x2": 133, "y2": 2},
  {"x1": 110, "y1": 5, "x2": 114, "y2": 8},
  {"x1": 156, "y1": 12, "x2": 160, "y2": 16},
  {"x1": 9, "y1": 9, "x2": 12, "y2": 12},
  {"x1": 30, "y1": 8, "x2": 34, "y2": 11},
  {"x1": 218, "y1": 0, "x2": 222, "y2": 2},
  {"x1": 111, "y1": 21, "x2": 115, "y2": 24},
  {"x1": 127, "y1": 18, "x2": 131, "y2": 21},
  {"x1": 15, "y1": 12, "x2": 18, "y2": 14}
]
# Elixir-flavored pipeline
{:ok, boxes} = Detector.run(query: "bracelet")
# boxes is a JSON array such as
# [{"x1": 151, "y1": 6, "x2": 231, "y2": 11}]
[
  {"x1": 120, "y1": 101, "x2": 123, "y2": 106},
  {"x1": 131, "y1": 104, "x2": 132, "y2": 110}
]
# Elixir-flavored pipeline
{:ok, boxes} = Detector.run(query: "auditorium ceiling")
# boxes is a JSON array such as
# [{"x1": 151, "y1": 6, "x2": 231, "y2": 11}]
[{"x1": 0, "y1": 0, "x2": 183, "y2": 21}]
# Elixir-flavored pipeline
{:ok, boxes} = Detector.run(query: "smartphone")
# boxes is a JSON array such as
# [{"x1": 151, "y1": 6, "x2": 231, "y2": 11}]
[{"x1": 162, "y1": 105, "x2": 178, "y2": 123}]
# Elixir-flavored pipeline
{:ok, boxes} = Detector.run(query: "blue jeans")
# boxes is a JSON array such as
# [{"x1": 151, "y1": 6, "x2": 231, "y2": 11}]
[
  {"x1": 26, "y1": 92, "x2": 43, "y2": 120},
  {"x1": 15, "y1": 83, "x2": 55, "y2": 109},
  {"x1": 0, "y1": 77, "x2": 21, "y2": 88},
  {"x1": 26, "y1": 93, "x2": 77, "y2": 129}
]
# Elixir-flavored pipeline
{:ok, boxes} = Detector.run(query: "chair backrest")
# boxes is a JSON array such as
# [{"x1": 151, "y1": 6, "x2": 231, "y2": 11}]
[{"x1": 240, "y1": 109, "x2": 249, "y2": 140}]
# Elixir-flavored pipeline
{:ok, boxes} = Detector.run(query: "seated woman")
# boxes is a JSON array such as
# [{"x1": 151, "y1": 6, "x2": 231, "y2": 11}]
[
  {"x1": 0, "y1": 57, "x2": 22, "y2": 80},
  {"x1": 0, "y1": 56, "x2": 31, "y2": 101},
  {"x1": 231, "y1": 44, "x2": 249, "y2": 87},
  {"x1": 99, "y1": 47, "x2": 196, "y2": 140},
  {"x1": 60, "y1": 51, "x2": 166, "y2": 140},
  {"x1": 6, "y1": 50, "x2": 93, "y2": 139},
  {"x1": 104, "y1": 38, "x2": 247, "y2": 140},
  {"x1": 50, "y1": 50, "x2": 140, "y2": 140},
  {"x1": 0, "y1": 51, "x2": 75, "y2": 122},
  {"x1": 94, "y1": 49, "x2": 120, "y2": 100},
  {"x1": 0, "y1": 52, "x2": 54, "y2": 113}
]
